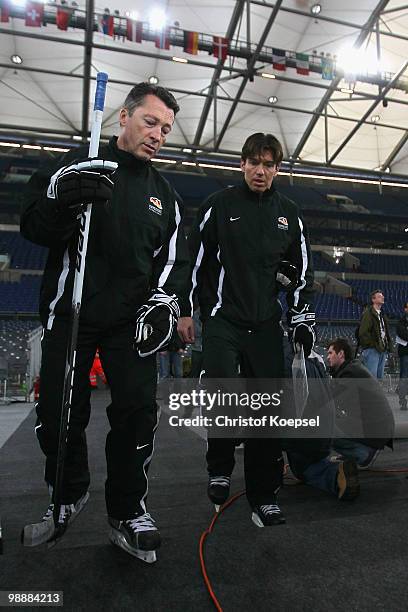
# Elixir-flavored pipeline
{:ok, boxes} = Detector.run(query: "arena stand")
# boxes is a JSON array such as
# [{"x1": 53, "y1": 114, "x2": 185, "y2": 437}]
[{"x1": 1, "y1": 165, "x2": 407, "y2": 399}]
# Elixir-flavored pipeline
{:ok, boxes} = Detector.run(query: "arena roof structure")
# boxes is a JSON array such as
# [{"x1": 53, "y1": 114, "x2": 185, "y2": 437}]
[{"x1": 0, "y1": 0, "x2": 407, "y2": 178}]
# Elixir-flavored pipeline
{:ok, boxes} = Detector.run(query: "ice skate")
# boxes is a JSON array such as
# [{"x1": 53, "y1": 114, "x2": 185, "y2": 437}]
[
  {"x1": 22, "y1": 491, "x2": 89, "y2": 547},
  {"x1": 108, "y1": 512, "x2": 161, "y2": 563},
  {"x1": 252, "y1": 501, "x2": 286, "y2": 527},
  {"x1": 207, "y1": 476, "x2": 231, "y2": 511}
]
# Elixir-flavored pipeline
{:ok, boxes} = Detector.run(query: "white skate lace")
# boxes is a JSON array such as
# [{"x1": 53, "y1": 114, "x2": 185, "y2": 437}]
[
  {"x1": 259, "y1": 504, "x2": 281, "y2": 515},
  {"x1": 209, "y1": 476, "x2": 230, "y2": 488},
  {"x1": 42, "y1": 503, "x2": 75, "y2": 523},
  {"x1": 126, "y1": 513, "x2": 157, "y2": 533}
]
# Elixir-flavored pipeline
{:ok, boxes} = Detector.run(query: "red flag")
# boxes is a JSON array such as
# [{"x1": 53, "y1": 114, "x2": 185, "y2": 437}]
[
  {"x1": 56, "y1": 7, "x2": 72, "y2": 31},
  {"x1": 0, "y1": 2, "x2": 10, "y2": 23},
  {"x1": 25, "y1": 2, "x2": 44, "y2": 27},
  {"x1": 155, "y1": 28, "x2": 170, "y2": 50},
  {"x1": 126, "y1": 19, "x2": 143, "y2": 43},
  {"x1": 213, "y1": 36, "x2": 229, "y2": 61},
  {"x1": 183, "y1": 31, "x2": 199, "y2": 55}
]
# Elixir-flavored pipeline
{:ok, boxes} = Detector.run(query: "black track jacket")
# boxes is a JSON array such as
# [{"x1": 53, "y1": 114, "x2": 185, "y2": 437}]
[
  {"x1": 21, "y1": 137, "x2": 189, "y2": 329},
  {"x1": 184, "y1": 181, "x2": 314, "y2": 326}
]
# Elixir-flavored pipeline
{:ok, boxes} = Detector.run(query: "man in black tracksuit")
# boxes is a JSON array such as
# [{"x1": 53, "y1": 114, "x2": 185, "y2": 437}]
[
  {"x1": 178, "y1": 132, "x2": 315, "y2": 526},
  {"x1": 20, "y1": 83, "x2": 189, "y2": 561}
]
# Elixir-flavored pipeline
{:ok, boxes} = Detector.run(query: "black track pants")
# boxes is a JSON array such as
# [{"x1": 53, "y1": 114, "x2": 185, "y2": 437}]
[
  {"x1": 36, "y1": 318, "x2": 158, "y2": 519},
  {"x1": 202, "y1": 315, "x2": 284, "y2": 506}
]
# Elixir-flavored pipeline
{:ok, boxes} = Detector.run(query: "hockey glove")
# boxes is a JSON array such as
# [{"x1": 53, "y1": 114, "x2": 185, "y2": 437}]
[
  {"x1": 287, "y1": 305, "x2": 316, "y2": 357},
  {"x1": 276, "y1": 260, "x2": 298, "y2": 292},
  {"x1": 47, "y1": 158, "x2": 118, "y2": 210},
  {"x1": 134, "y1": 289, "x2": 180, "y2": 357}
]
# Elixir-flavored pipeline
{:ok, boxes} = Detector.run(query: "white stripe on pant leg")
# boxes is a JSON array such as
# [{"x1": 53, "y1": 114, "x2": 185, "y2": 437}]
[
  {"x1": 139, "y1": 405, "x2": 161, "y2": 513},
  {"x1": 47, "y1": 248, "x2": 70, "y2": 330}
]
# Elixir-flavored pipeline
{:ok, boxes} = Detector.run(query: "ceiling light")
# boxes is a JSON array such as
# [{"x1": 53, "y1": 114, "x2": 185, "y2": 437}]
[
  {"x1": 152, "y1": 158, "x2": 177, "y2": 164},
  {"x1": 268, "y1": 95, "x2": 278, "y2": 104},
  {"x1": 43, "y1": 146, "x2": 70, "y2": 152},
  {"x1": 337, "y1": 45, "x2": 386, "y2": 77},
  {"x1": 311, "y1": 3, "x2": 322, "y2": 15},
  {"x1": 149, "y1": 8, "x2": 166, "y2": 30},
  {"x1": 11, "y1": 54, "x2": 23, "y2": 65},
  {"x1": 72, "y1": 135, "x2": 83, "y2": 141},
  {"x1": 172, "y1": 57, "x2": 188, "y2": 64},
  {"x1": 261, "y1": 72, "x2": 276, "y2": 79},
  {"x1": 371, "y1": 115, "x2": 380, "y2": 123},
  {"x1": 22, "y1": 144, "x2": 42, "y2": 150},
  {"x1": 0, "y1": 141, "x2": 21, "y2": 147},
  {"x1": 182, "y1": 148, "x2": 192, "y2": 153},
  {"x1": 340, "y1": 87, "x2": 354, "y2": 94},
  {"x1": 148, "y1": 75, "x2": 159, "y2": 84}
]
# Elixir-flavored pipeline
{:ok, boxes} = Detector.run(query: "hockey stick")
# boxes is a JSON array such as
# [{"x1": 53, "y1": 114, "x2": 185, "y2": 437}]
[{"x1": 22, "y1": 73, "x2": 110, "y2": 547}]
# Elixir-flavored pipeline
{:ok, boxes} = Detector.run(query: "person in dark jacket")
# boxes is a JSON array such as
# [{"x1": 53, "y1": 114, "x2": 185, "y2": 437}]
[
  {"x1": 288, "y1": 337, "x2": 394, "y2": 500},
  {"x1": 327, "y1": 338, "x2": 394, "y2": 465},
  {"x1": 358, "y1": 289, "x2": 392, "y2": 379},
  {"x1": 178, "y1": 132, "x2": 315, "y2": 527},
  {"x1": 20, "y1": 82, "x2": 189, "y2": 562},
  {"x1": 396, "y1": 302, "x2": 408, "y2": 410}
]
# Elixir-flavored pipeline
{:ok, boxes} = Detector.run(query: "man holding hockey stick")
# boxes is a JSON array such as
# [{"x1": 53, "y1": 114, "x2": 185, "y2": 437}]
[
  {"x1": 20, "y1": 81, "x2": 189, "y2": 563},
  {"x1": 178, "y1": 132, "x2": 315, "y2": 526}
]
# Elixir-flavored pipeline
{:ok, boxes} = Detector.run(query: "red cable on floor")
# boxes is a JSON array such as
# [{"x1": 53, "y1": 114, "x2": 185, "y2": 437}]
[
  {"x1": 199, "y1": 491, "x2": 245, "y2": 612},
  {"x1": 199, "y1": 463, "x2": 291, "y2": 609}
]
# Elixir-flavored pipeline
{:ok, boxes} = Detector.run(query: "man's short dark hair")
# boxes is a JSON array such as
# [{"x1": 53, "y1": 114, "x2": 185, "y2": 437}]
[
  {"x1": 370, "y1": 289, "x2": 383, "y2": 303},
  {"x1": 123, "y1": 82, "x2": 180, "y2": 116},
  {"x1": 327, "y1": 337, "x2": 353, "y2": 361},
  {"x1": 241, "y1": 133, "x2": 283, "y2": 165}
]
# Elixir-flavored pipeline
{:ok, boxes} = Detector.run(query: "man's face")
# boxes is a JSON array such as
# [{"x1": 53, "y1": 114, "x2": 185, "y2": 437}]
[
  {"x1": 326, "y1": 346, "x2": 344, "y2": 370},
  {"x1": 240, "y1": 150, "x2": 279, "y2": 193},
  {"x1": 117, "y1": 94, "x2": 175, "y2": 161},
  {"x1": 372, "y1": 292, "x2": 384, "y2": 307}
]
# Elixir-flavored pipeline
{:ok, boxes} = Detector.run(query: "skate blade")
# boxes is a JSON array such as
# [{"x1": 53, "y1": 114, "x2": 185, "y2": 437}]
[
  {"x1": 109, "y1": 528, "x2": 157, "y2": 564},
  {"x1": 251, "y1": 512, "x2": 265, "y2": 528},
  {"x1": 21, "y1": 519, "x2": 55, "y2": 547}
]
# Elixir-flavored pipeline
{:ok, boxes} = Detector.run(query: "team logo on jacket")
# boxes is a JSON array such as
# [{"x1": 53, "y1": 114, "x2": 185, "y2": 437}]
[
  {"x1": 149, "y1": 196, "x2": 163, "y2": 215},
  {"x1": 277, "y1": 216, "x2": 288, "y2": 230}
]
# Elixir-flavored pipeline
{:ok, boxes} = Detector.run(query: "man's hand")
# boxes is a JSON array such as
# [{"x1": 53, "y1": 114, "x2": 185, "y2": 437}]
[
  {"x1": 134, "y1": 289, "x2": 180, "y2": 357},
  {"x1": 287, "y1": 306, "x2": 316, "y2": 357},
  {"x1": 178, "y1": 316, "x2": 195, "y2": 344},
  {"x1": 47, "y1": 158, "x2": 118, "y2": 209}
]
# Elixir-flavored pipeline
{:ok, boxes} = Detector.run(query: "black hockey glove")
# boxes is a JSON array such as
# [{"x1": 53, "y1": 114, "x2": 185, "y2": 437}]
[
  {"x1": 276, "y1": 260, "x2": 298, "y2": 292},
  {"x1": 134, "y1": 289, "x2": 180, "y2": 357},
  {"x1": 47, "y1": 158, "x2": 118, "y2": 209},
  {"x1": 287, "y1": 305, "x2": 316, "y2": 357}
]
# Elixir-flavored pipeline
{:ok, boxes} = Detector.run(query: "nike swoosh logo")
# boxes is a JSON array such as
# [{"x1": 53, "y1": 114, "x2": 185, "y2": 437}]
[
  {"x1": 230, "y1": 216, "x2": 240, "y2": 222},
  {"x1": 136, "y1": 443, "x2": 149, "y2": 450}
]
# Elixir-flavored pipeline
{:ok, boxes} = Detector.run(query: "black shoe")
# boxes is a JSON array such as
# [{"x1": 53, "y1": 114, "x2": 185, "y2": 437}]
[
  {"x1": 337, "y1": 460, "x2": 360, "y2": 500},
  {"x1": 109, "y1": 513, "x2": 161, "y2": 563},
  {"x1": 252, "y1": 502, "x2": 286, "y2": 527},
  {"x1": 207, "y1": 476, "x2": 231, "y2": 506}
]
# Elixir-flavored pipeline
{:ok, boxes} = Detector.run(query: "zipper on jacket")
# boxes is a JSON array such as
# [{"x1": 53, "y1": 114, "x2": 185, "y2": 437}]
[{"x1": 256, "y1": 191, "x2": 263, "y2": 323}]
